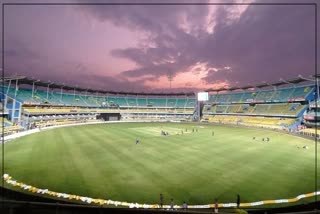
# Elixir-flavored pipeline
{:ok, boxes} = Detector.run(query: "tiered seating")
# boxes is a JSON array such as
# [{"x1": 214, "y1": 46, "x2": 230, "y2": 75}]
[
  {"x1": 185, "y1": 98, "x2": 195, "y2": 108},
  {"x1": 146, "y1": 98, "x2": 166, "y2": 107},
  {"x1": 34, "y1": 119, "x2": 89, "y2": 128},
  {"x1": 254, "y1": 90, "x2": 274, "y2": 102},
  {"x1": 290, "y1": 86, "x2": 312, "y2": 100},
  {"x1": 252, "y1": 104, "x2": 270, "y2": 114},
  {"x1": 23, "y1": 106, "x2": 121, "y2": 114},
  {"x1": 209, "y1": 105, "x2": 226, "y2": 113},
  {"x1": 85, "y1": 96, "x2": 106, "y2": 107},
  {"x1": 137, "y1": 97, "x2": 147, "y2": 106},
  {"x1": 166, "y1": 98, "x2": 177, "y2": 107},
  {"x1": 207, "y1": 115, "x2": 238, "y2": 123},
  {"x1": 126, "y1": 97, "x2": 137, "y2": 107},
  {"x1": 15, "y1": 88, "x2": 35, "y2": 103},
  {"x1": 120, "y1": 108, "x2": 194, "y2": 114},
  {"x1": 107, "y1": 96, "x2": 127, "y2": 106},
  {"x1": 33, "y1": 90, "x2": 49, "y2": 103},
  {"x1": 208, "y1": 85, "x2": 313, "y2": 104},
  {"x1": 23, "y1": 106, "x2": 195, "y2": 115},
  {"x1": 214, "y1": 93, "x2": 240, "y2": 103},
  {"x1": 206, "y1": 115, "x2": 296, "y2": 129},
  {"x1": 203, "y1": 89, "x2": 305, "y2": 128},
  {"x1": 1, "y1": 122, "x2": 23, "y2": 135},
  {"x1": 176, "y1": 98, "x2": 187, "y2": 108},
  {"x1": 238, "y1": 104, "x2": 255, "y2": 114},
  {"x1": 206, "y1": 103, "x2": 306, "y2": 117},
  {"x1": 239, "y1": 116, "x2": 295, "y2": 127},
  {"x1": 240, "y1": 92, "x2": 256, "y2": 103},
  {"x1": 202, "y1": 104, "x2": 212, "y2": 113},
  {"x1": 4, "y1": 86, "x2": 196, "y2": 109},
  {"x1": 272, "y1": 87, "x2": 294, "y2": 102},
  {"x1": 268, "y1": 103, "x2": 305, "y2": 116},
  {"x1": 226, "y1": 105, "x2": 241, "y2": 113}
]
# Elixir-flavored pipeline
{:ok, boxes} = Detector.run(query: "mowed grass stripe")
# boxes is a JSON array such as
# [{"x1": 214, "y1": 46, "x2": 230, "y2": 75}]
[
  {"x1": 79, "y1": 124, "x2": 175, "y2": 201},
  {"x1": 58, "y1": 127, "x2": 105, "y2": 196}
]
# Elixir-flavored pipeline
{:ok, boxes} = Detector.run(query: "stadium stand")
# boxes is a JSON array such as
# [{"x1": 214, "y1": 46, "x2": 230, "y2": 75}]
[
  {"x1": 205, "y1": 115, "x2": 296, "y2": 130},
  {"x1": 0, "y1": 76, "x2": 317, "y2": 136},
  {"x1": 4, "y1": 86, "x2": 196, "y2": 109},
  {"x1": 1, "y1": 77, "x2": 196, "y2": 133},
  {"x1": 209, "y1": 85, "x2": 313, "y2": 104},
  {"x1": 202, "y1": 80, "x2": 315, "y2": 131}
]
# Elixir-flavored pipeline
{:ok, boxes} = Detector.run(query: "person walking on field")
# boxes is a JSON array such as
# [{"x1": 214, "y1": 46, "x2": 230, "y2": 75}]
[
  {"x1": 237, "y1": 194, "x2": 240, "y2": 208},
  {"x1": 170, "y1": 198, "x2": 174, "y2": 210},
  {"x1": 160, "y1": 193, "x2": 163, "y2": 209},
  {"x1": 182, "y1": 201, "x2": 187, "y2": 210},
  {"x1": 214, "y1": 198, "x2": 218, "y2": 213}
]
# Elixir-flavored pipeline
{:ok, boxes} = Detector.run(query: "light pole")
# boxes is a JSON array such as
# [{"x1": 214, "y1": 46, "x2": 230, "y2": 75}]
[{"x1": 167, "y1": 70, "x2": 173, "y2": 90}]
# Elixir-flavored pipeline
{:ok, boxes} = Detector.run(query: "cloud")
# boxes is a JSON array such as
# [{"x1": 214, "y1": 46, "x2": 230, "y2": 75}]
[
  {"x1": 76, "y1": 1, "x2": 211, "y2": 78},
  {"x1": 4, "y1": 1, "x2": 317, "y2": 92},
  {"x1": 79, "y1": 1, "x2": 316, "y2": 90},
  {"x1": 203, "y1": 3, "x2": 316, "y2": 86}
]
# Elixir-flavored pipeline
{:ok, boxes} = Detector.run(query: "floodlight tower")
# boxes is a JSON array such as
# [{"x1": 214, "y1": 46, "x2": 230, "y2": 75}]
[{"x1": 167, "y1": 70, "x2": 173, "y2": 90}]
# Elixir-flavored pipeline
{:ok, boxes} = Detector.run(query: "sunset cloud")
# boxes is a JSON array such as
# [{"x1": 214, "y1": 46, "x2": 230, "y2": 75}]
[{"x1": 2, "y1": 1, "x2": 317, "y2": 92}]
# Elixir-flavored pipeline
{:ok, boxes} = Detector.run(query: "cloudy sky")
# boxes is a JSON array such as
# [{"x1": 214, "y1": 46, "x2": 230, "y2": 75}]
[{"x1": 2, "y1": 0, "x2": 318, "y2": 92}]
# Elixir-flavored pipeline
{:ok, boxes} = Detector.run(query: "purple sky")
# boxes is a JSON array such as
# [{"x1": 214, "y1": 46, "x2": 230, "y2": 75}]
[{"x1": 2, "y1": 0, "x2": 318, "y2": 92}]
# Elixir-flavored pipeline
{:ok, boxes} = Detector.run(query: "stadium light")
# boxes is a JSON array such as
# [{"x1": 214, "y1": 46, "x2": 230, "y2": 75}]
[
  {"x1": 31, "y1": 80, "x2": 40, "y2": 99},
  {"x1": 167, "y1": 70, "x2": 173, "y2": 90}
]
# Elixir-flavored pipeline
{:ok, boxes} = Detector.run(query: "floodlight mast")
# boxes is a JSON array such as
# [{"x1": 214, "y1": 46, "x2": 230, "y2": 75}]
[
  {"x1": 14, "y1": 78, "x2": 19, "y2": 98},
  {"x1": 47, "y1": 82, "x2": 53, "y2": 100},
  {"x1": 6, "y1": 79, "x2": 11, "y2": 96},
  {"x1": 31, "y1": 80, "x2": 40, "y2": 101},
  {"x1": 167, "y1": 70, "x2": 173, "y2": 90}
]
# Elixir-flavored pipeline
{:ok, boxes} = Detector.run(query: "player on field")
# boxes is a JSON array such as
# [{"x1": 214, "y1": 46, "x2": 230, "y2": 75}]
[
  {"x1": 182, "y1": 201, "x2": 187, "y2": 210},
  {"x1": 160, "y1": 193, "x2": 164, "y2": 209},
  {"x1": 214, "y1": 198, "x2": 218, "y2": 213},
  {"x1": 170, "y1": 198, "x2": 174, "y2": 210}
]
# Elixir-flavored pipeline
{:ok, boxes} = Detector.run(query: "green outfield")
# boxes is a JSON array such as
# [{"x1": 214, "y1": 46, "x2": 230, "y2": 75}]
[{"x1": 1, "y1": 122, "x2": 319, "y2": 206}]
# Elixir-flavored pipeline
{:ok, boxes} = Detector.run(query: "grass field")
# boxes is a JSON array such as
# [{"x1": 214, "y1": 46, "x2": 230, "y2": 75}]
[{"x1": 1, "y1": 122, "x2": 319, "y2": 206}]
